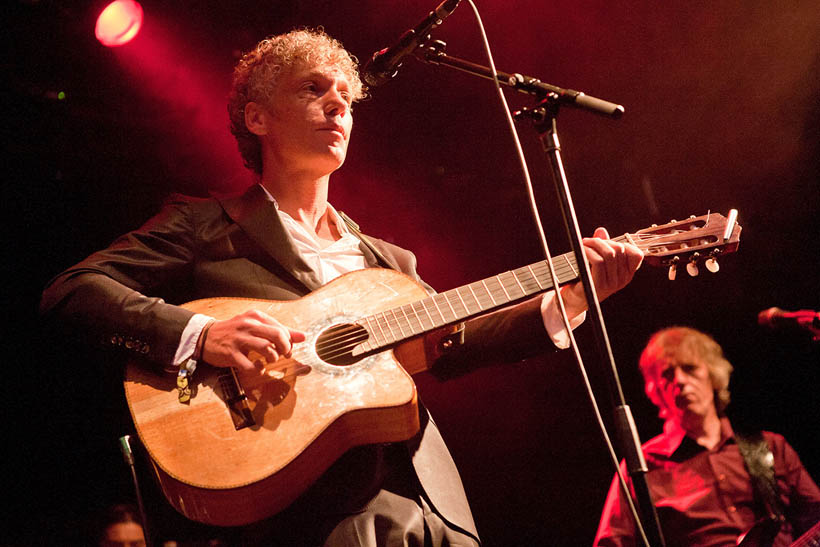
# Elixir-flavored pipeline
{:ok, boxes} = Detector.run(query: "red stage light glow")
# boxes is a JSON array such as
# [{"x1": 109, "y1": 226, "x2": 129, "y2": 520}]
[{"x1": 95, "y1": 0, "x2": 143, "y2": 47}]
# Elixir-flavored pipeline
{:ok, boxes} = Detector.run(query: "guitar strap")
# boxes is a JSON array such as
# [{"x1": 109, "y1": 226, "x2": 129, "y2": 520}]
[
  {"x1": 338, "y1": 211, "x2": 398, "y2": 271},
  {"x1": 735, "y1": 431, "x2": 786, "y2": 525}
]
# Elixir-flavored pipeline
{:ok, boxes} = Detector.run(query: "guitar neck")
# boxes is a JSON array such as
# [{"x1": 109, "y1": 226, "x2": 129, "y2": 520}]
[
  {"x1": 793, "y1": 520, "x2": 820, "y2": 547},
  {"x1": 356, "y1": 235, "x2": 630, "y2": 353}
]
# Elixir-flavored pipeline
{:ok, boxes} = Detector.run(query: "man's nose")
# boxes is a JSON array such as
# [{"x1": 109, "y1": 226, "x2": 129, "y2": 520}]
[{"x1": 324, "y1": 88, "x2": 349, "y2": 118}]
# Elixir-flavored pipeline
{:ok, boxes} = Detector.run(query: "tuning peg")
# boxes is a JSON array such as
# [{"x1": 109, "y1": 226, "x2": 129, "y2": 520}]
[
  {"x1": 686, "y1": 262, "x2": 699, "y2": 276},
  {"x1": 686, "y1": 253, "x2": 700, "y2": 277},
  {"x1": 705, "y1": 258, "x2": 719, "y2": 273},
  {"x1": 667, "y1": 256, "x2": 679, "y2": 281}
]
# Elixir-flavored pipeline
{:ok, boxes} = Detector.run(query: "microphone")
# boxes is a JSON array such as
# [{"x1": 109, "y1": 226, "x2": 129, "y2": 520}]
[
  {"x1": 362, "y1": 0, "x2": 461, "y2": 87},
  {"x1": 758, "y1": 307, "x2": 820, "y2": 340}
]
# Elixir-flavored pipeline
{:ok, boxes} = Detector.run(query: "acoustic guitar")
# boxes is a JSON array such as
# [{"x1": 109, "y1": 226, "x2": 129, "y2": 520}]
[
  {"x1": 125, "y1": 211, "x2": 741, "y2": 526},
  {"x1": 737, "y1": 518, "x2": 820, "y2": 546}
]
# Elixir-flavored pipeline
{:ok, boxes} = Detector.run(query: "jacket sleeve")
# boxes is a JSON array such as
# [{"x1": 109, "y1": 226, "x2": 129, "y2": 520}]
[
  {"x1": 430, "y1": 295, "x2": 558, "y2": 378},
  {"x1": 39, "y1": 196, "x2": 201, "y2": 370}
]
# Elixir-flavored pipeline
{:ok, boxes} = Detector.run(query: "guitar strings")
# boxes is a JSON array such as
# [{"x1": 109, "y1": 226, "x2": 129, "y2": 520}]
[
  {"x1": 316, "y1": 259, "x2": 581, "y2": 361},
  {"x1": 314, "y1": 229, "x2": 722, "y2": 362},
  {"x1": 317, "y1": 252, "x2": 616, "y2": 360}
]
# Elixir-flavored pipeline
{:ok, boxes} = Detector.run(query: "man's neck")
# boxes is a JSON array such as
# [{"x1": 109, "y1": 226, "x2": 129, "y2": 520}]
[
  {"x1": 260, "y1": 167, "x2": 331, "y2": 223},
  {"x1": 678, "y1": 410, "x2": 723, "y2": 451},
  {"x1": 260, "y1": 168, "x2": 342, "y2": 244}
]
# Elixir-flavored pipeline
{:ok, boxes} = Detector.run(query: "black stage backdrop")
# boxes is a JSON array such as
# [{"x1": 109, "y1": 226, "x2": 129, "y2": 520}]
[{"x1": 7, "y1": 1, "x2": 819, "y2": 544}]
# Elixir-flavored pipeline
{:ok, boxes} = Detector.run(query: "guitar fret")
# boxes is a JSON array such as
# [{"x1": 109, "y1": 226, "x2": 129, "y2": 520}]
[
  {"x1": 389, "y1": 309, "x2": 407, "y2": 338},
  {"x1": 497, "y1": 274, "x2": 512, "y2": 302},
  {"x1": 399, "y1": 305, "x2": 419, "y2": 335},
  {"x1": 376, "y1": 313, "x2": 392, "y2": 342},
  {"x1": 504, "y1": 270, "x2": 526, "y2": 299},
  {"x1": 439, "y1": 292, "x2": 457, "y2": 321},
  {"x1": 374, "y1": 315, "x2": 389, "y2": 345},
  {"x1": 421, "y1": 298, "x2": 436, "y2": 327},
  {"x1": 456, "y1": 291, "x2": 471, "y2": 317},
  {"x1": 363, "y1": 316, "x2": 383, "y2": 346},
  {"x1": 454, "y1": 287, "x2": 471, "y2": 317},
  {"x1": 563, "y1": 254, "x2": 578, "y2": 279},
  {"x1": 379, "y1": 312, "x2": 397, "y2": 342},
  {"x1": 481, "y1": 280, "x2": 497, "y2": 306},
  {"x1": 467, "y1": 284, "x2": 483, "y2": 311},
  {"x1": 515, "y1": 266, "x2": 540, "y2": 294},
  {"x1": 527, "y1": 264, "x2": 544, "y2": 290},
  {"x1": 430, "y1": 294, "x2": 447, "y2": 326},
  {"x1": 531, "y1": 259, "x2": 565, "y2": 290},
  {"x1": 511, "y1": 269, "x2": 526, "y2": 296},
  {"x1": 412, "y1": 301, "x2": 432, "y2": 330},
  {"x1": 373, "y1": 315, "x2": 389, "y2": 345},
  {"x1": 412, "y1": 302, "x2": 429, "y2": 331}
]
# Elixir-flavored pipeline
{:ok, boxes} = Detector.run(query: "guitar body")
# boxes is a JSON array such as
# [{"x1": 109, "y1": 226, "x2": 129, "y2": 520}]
[{"x1": 125, "y1": 269, "x2": 429, "y2": 526}]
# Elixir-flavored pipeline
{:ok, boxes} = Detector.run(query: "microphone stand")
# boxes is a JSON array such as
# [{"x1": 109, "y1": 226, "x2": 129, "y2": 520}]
[{"x1": 415, "y1": 40, "x2": 666, "y2": 547}]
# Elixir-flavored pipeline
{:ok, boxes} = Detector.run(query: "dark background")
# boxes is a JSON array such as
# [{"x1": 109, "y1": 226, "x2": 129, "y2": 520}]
[{"x1": 6, "y1": 0, "x2": 819, "y2": 544}]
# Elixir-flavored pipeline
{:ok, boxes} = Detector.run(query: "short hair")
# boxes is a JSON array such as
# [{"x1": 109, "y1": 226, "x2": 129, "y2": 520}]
[
  {"x1": 94, "y1": 503, "x2": 142, "y2": 544},
  {"x1": 638, "y1": 326, "x2": 733, "y2": 419},
  {"x1": 227, "y1": 28, "x2": 367, "y2": 175}
]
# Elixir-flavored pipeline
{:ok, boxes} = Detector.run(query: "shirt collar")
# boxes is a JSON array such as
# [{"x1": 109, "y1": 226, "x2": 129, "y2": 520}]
[{"x1": 649, "y1": 417, "x2": 735, "y2": 457}]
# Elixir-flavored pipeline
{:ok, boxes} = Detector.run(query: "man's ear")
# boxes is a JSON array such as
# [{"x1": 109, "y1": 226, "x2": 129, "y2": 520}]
[{"x1": 244, "y1": 101, "x2": 270, "y2": 136}]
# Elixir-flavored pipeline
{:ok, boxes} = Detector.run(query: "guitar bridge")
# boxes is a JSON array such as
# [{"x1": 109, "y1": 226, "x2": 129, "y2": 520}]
[{"x1": 218, "y1": 369, "x2": 255, "y2": 430}]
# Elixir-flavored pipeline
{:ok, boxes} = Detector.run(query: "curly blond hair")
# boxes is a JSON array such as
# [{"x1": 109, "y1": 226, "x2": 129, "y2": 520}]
[
  {"x1": 228, "y1": 28, "x2": 366, "y2": 175},
  {"x1": 639, "y1": 326, "x2": 734, "y2": 419}
]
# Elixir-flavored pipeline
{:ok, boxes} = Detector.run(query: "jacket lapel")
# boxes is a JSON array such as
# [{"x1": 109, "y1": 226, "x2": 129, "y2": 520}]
[
  {"x1": 337, "y1": 210, "x2": 401, "y2": 272},
  {"x1": 216, "y1": 184, "x2": 324, "y2": 292}
]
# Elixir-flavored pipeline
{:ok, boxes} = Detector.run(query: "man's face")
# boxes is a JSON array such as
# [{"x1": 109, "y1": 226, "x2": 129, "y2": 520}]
[
  {"x1": 655, "y1": 354, "x2": 716, "y2": 424},
  {"x1": 261, "y1": 62, "x2": 354, "y2": 175}
]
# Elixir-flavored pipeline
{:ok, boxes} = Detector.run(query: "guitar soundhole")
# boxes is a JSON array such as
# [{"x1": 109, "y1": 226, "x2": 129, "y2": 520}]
[{"x1": 315, "y1": 323, "x2": 370, "y2": 366}]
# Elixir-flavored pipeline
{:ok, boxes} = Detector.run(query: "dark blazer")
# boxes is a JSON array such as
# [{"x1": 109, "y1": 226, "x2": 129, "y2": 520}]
[{"x1": 41, "y1": 183, "x2": 555, "y2": 541}]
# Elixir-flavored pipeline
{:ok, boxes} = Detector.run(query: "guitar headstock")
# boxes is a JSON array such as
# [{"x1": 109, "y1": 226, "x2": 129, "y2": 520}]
[{"x1": 628, "y1": 210, "x2": 741, "y2": 279}]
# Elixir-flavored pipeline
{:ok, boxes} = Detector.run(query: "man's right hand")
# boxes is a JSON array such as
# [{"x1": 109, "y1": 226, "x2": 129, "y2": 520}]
[{"x1": 201, "y1": 310, "x2": 306, "y2": 374}]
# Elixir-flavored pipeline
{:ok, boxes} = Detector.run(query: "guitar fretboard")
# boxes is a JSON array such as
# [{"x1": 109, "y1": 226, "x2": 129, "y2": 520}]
[{"x1": 356, "y1": 236, "x2": 629, "y2": 353}]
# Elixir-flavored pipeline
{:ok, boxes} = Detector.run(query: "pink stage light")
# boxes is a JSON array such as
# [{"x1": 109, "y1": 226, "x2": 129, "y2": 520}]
[{"x1": 95, "y1": 0, "x2": 144, "y2": 47}]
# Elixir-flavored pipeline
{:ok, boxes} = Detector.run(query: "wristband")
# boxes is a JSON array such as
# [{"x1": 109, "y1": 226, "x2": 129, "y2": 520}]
[{"x1": 177, "y1": 319, "x2": 215, "y2": 404}]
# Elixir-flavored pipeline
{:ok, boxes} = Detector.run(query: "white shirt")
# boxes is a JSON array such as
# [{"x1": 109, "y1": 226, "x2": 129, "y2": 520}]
[{"x1": 277, "y1": 203, "x2": 366, "y2": 285}]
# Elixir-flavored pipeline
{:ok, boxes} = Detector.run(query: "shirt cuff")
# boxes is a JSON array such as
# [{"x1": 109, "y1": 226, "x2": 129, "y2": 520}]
[
  {"x1": 172, "y1": 313, "x2": 215, "y2": 366},
  {"x1": 540, "y1": 291, "x2": 586, "y2": 349}
]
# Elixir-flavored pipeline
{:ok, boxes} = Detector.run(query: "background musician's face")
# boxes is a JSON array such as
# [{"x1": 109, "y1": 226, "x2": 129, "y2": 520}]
[
  {"x1": 655, "y1": 353, "x2": 717, "y2": 424},
  {"x1": 99, "y1": 521, "x2": 145, "y2": 547},
  {"x1": 262, "y1": 61, "x2": 354, "y2": 176}
]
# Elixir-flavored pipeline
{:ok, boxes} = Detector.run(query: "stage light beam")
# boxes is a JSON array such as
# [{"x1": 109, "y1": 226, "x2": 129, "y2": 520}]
[{"x1": 95, "y1": 0, "x2": 143, "y2": 47}]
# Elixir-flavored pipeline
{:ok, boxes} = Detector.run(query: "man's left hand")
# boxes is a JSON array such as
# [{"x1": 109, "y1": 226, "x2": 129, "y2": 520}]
[{"x1": 560, "y1": 227, "x2": 644, "y2": 319}]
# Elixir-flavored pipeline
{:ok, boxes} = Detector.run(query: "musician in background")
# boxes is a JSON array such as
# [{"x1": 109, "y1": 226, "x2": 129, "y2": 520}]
[
  {"x1": 95, "y1": 504, "x2": 146, "y2": 547},
  {"x1": 41, "y1": 28, "x2": 642, "y2": 545},
  {"x1": 594, "y1": 327, "x2": 820, "y2": 546}
]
